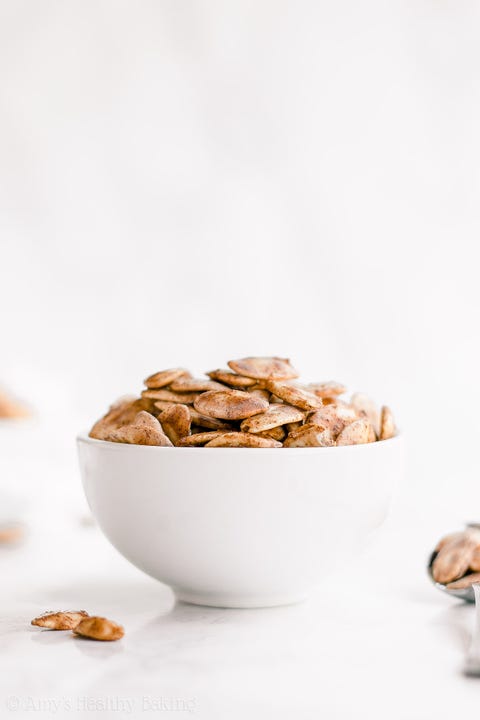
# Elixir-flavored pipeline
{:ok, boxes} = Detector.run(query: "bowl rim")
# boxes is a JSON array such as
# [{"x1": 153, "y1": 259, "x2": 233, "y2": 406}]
[{"x1": 77, "y1": 431, "x2": 402, "y2": 453}]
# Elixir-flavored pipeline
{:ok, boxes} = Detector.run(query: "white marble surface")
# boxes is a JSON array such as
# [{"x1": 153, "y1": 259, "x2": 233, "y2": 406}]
[{"x1": 0, "y1": 423, "x2": 478, "y2": 719}]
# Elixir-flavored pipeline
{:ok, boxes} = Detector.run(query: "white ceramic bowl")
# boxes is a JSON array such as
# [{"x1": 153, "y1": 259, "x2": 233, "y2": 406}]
[{"x1": 77, "y1": 434, "x2": 403, "y2": 608}]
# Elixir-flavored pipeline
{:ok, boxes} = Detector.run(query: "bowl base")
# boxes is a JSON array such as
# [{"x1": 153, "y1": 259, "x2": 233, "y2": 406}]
[{"x1": 174, "y1": 588, "x2": 308, "y2": 609}]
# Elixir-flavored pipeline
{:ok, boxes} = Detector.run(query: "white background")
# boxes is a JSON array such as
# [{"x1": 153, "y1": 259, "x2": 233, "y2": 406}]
[
  {"x1": 1, "y1": 2, "x2": 480, "y2": 717},
  {"x1": 2, "y1": 0, "x2": 480, "y2": 519}
]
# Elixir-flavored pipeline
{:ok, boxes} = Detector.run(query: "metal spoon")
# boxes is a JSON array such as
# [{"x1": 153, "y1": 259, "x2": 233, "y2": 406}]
[
  {"x1": 427, "y1": 523, "x2": 480, "y2": 602},
  {"x1": 428, "y1": 526, "x2": 480, "y2": 675},
  {"x1": 427, "y1": 550, "x2": 475, "y2": 602},
  {"x1": 464, "y1": 584, "x2": 480, "y2": 676}
]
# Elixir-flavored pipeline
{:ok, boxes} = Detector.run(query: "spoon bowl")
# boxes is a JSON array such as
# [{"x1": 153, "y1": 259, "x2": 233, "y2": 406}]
[
  {"x1": 428, "y1": 528, "x2": 480, "y2": 675},
  {"x1": 427, "y1": 523, "x2": 480, "y2": 603},
  {"x1": 427, "y1": 550, "x2": 475, "y2": 602}
]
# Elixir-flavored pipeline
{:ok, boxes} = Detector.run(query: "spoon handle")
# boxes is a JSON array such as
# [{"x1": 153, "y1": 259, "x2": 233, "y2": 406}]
[{"x1": 465, "y1": 584, "x2": 480, "y2": 676}]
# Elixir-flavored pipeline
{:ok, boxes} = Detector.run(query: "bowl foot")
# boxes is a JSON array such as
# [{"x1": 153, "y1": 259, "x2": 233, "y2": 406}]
[{"x1": 173, "y1": 588, "x2": 308, "y2": 609}]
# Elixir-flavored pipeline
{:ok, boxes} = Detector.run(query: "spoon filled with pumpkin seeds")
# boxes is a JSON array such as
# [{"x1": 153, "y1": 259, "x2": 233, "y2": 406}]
[
  {"x1": 428, "y1": 525, "x2": 480, "y2": 676},
  {"x1": 428, "y1": 525, "x2": 480, "y2": 602}
]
